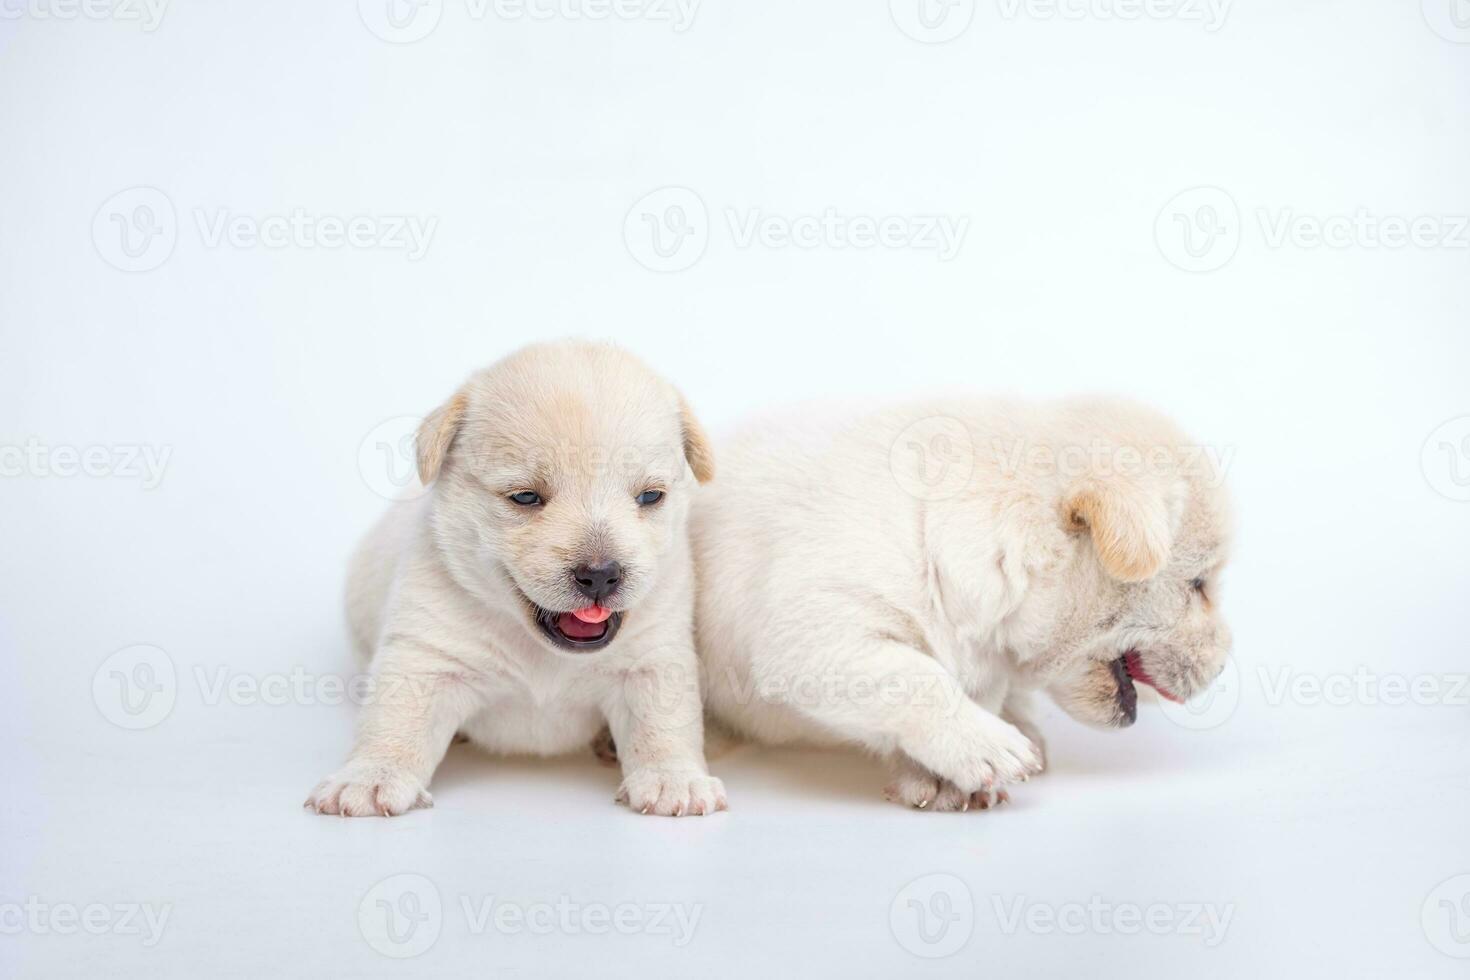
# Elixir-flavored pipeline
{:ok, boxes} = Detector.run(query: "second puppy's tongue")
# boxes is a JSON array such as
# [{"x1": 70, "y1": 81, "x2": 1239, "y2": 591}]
[{"x1": 557, "y1": 605, "x2": 611, "y2": 640}]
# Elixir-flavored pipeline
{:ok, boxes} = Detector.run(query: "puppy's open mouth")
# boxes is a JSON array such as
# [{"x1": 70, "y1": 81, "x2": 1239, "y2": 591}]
[
  {"x1": 1117, "y1": 649, "x2": 1184, "y2": 706},
  {"x1": 535, "y1": 603, "x2": 623, "y2": 652},
  {"x1": 1108, "y1": 656, "x2": 1138, "y2": 725}
]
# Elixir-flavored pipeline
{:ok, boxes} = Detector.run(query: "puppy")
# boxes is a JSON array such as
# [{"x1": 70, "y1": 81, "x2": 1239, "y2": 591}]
[
  {"x1": 692, "y1": 397, "x2": 1232, "y2": 810},
  {"x1": 306, "y1": 341, "x2": 727, "y2": 817}
]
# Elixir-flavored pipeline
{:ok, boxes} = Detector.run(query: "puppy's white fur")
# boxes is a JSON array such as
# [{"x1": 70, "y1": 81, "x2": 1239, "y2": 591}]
[
  {"x1": 307, "y1": 341, "x2": 726, "y2": 817},
  {"x1": 692, "y1": 397, "x2": 1232, "y2": 810}
]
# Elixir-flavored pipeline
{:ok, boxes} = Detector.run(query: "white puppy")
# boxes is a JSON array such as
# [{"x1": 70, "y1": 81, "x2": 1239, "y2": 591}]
[
  {"x1": 693, "y1": 397, "x2": 1232, "y2": 810},
  {"x1": 307, "y1": 341, "x2": 727, "y2": 817}
]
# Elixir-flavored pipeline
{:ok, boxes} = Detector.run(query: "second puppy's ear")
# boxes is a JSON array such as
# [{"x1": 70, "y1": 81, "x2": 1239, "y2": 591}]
[
  {"x1": 677, "y1": 391, "x2": 715, "y2": 483},
  {"x1": 1064, "y1": 479, "x2": 1173, "y2": 583},
  {"x1": 416, "y1": 391, "x2": 469, "y2": 485}
]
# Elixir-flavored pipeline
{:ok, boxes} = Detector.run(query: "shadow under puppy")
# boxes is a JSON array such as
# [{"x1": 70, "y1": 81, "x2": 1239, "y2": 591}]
[
  {"x1": 306, "y1": 341, "x2": 726, "y2": 817},
  {"x1": 691, "y1": 397, "x2": 1232, "y2": 810}
]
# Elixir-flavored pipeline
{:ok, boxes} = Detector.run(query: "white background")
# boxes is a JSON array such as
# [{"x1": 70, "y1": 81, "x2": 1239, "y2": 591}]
[{"x1": 2, "y1": 1, "x2": 1468, "y2": 976}]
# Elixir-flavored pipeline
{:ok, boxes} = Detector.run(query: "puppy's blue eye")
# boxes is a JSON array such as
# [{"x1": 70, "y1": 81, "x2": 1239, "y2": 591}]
[
  {"x1": 1190, "y1": 578, "x2": 1206, "y2": 592},
  {"x1": 509, "y1": 491, "x2": 542, "y2": 506},
  {"x1": 636, "y1": 489, "x2": 664, "y2": 506}
]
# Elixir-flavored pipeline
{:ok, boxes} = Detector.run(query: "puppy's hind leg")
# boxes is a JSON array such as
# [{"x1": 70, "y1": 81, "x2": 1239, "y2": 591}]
[{"x1": 884, "y1": 754, "x2": 1010, "y2": 812}]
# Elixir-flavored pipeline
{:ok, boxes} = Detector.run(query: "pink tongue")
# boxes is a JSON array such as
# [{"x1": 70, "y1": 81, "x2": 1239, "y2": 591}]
[
  {"x1": 1124, "y1": 651, "x2": 1183, "y2": 703},
  {"x1": 556, "y1": 606, "x2": 610, "y2": 640},
  {"x1": 571, "y1": 605, "x2": 611, "y2": 624}
]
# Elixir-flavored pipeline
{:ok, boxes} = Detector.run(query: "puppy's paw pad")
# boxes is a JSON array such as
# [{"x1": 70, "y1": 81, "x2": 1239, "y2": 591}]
[
  {"x1": 618, "y1": 770, "x2": 727, "y2": 817},
  {"x1": 304, "y1": 765, "x2": 431, "y2": 817}
]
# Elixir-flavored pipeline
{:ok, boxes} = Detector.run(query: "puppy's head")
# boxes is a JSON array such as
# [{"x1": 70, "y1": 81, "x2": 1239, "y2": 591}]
[
  {"x1": 415, "y1": 341, "x2": 714, "y2": 654},
  {"x1": 1032, "y1": 404, "x2": 1232, "y2": 728}
]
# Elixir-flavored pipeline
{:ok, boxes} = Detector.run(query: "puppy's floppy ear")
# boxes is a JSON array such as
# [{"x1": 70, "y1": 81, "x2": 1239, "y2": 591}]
[
  {"x1": 1064, "y1": 479, "x2": 1172, "y2": 583},
  {"x1": 415, "y1": 391, "x2": 469, "y2": 485},
  {"x1": 676, "y1": 390, "x2": 715, "y2": 483}
]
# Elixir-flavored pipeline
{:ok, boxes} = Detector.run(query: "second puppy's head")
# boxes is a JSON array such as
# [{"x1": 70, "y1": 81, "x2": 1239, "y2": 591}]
[
  {"x1": 1026, "y1": 400, "x2": 1233, "y2": 728},
  {"x1": 415, "y1": 341, "x2": 714, "y2": 653}
]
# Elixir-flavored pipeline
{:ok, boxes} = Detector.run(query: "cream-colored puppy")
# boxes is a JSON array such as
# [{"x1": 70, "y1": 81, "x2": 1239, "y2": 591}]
[
  {"x1": 306, "y1": 341, "x2": 727, "y2": 817},
  {"x1": 693, "y1": 397, "x2": 1231, "y2": 810}
]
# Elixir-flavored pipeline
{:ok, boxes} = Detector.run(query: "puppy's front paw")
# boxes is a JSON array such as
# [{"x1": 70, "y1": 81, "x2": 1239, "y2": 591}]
[
  {"x1": 616, "y1": 769, "x2": 727, "y2": 817},
  {"x1": 921, "y1": 719, "x2": 1044, "y2": 793},
  {"x1": 993, "y1": 724, "x2": 1045, "y2": 782},
  {"x1": 1004, "y1": 716, "x2": 1048, "y2": 773},
  {"x1": 304, "y1": 763, "x2": 432, "y2": 817}
]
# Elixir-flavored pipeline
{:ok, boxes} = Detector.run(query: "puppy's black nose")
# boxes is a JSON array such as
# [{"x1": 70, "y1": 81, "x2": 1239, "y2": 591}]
[{"x1": 572, "y1": 561, "x2": 621, "y2": 601}]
